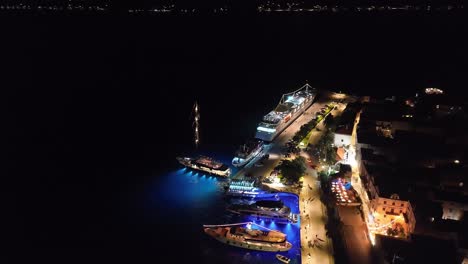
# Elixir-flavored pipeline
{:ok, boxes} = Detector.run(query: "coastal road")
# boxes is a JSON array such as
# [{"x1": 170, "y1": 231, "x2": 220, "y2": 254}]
[
  {"x1": 298, "y1": 162, "x2": 334, "y2": 264},
  {"x1": 338, "y1": 206, "x2": 373, "y2": 264}
]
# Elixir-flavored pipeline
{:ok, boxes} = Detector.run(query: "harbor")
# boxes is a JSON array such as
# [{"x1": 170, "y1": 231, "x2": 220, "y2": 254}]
[
  {"x1": 227, "y1": 87, "x2": 339, "y2": 264},
  {"x1": 173, "y1": 84, "x2": 343, "y2": 263}
]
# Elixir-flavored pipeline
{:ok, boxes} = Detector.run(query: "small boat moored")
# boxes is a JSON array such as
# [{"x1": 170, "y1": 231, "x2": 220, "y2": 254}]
[{"x1": 276, "y1": 254, "x2": 291, "y2": 264}]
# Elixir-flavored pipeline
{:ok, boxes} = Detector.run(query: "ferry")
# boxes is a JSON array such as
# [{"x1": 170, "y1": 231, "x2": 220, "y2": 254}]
[
  {"x1": 176, "y1": 156, "x2": 231, "y2": 177},
  {"x1": 227, "y1": 200, "x2": 298, "y2": 223},
  {"x1": 256, "y1": 84, "x2": 316, "y2": 142},
  {"x1": 232, "y1": 139, "x2": 264, "y2": 167},
  {"x1": 203, "y1": 222, "x2": 293, "y2": 252}
]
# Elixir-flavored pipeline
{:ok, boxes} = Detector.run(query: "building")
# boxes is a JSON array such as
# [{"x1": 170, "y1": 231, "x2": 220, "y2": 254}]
[
  {"x1": 371, "y1": 196, "x2": 416, "y2": 237},
  {"x1": 334, "y1": 126, "x2": 352, "y2": 147},
  {"x1": 356, "y1": 94, "x2": 468, "y2": 261},
  {"x1": 375, "y1": 233, "x2": 461, "y2": 264}
]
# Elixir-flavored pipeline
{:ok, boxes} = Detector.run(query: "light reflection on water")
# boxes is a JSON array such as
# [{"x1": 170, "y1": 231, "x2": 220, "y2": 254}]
[{"x1": 150, "y1": 153, "x2": 301, "y2": 264}]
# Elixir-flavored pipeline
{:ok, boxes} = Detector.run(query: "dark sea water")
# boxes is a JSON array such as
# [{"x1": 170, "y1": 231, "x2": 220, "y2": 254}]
[{"x1": 3, "y1": 12, "x2": 467, "y2": 263}]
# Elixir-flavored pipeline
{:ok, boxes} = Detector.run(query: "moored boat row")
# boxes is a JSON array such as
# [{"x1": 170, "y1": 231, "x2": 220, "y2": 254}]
[{"x1": 175, "y1": 85, "x2": 312, "y2": 256}]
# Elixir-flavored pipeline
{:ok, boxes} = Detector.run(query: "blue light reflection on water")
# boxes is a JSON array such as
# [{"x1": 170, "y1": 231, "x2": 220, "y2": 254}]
[
  {"x1": 149, "y1": 151, "x2": 301, "y2": 264},
  {"x1": 243, "y1": 192, "x2": 302, "y2": 264}
]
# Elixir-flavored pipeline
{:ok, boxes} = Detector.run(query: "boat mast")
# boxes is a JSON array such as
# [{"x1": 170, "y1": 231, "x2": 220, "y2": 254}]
[{"x1": 193, "y1": 101, "x2": 200, "y2": 148}]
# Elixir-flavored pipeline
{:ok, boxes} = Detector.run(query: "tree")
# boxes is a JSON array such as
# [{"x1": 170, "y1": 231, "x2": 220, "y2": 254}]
[
  {"x1": 276, "y1": 156, "x2": 306, "y2": 183},
  {"x1": 316, "y1": 129, "x2": 336, "y2": 165}
]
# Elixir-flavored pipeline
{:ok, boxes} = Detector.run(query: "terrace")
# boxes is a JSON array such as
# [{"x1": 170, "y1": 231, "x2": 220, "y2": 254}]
[{"x1": 330, "y1": 177, "x2": 358, "y2": 204}]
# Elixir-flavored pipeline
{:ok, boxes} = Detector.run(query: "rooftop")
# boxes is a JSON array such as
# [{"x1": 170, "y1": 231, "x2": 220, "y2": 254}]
[
  {"x1": 357, "y1": 128, "x2": 394, "y2": 147},
  {"x1": 361, "y1": 148, "x2": 388, "y2": 164},
  {"x1": 376, "y1": 233, "x2": 460, "y2": 264},
  {"x1": 335, "y1": 126, "x2": 353, "y2": 135},
  {"x1": 336, "y1": 102, "x2": 361, "y2": 128},
  {"x1": 360, "y1": 101, "x2": 410, "y2": 123},
  {"x1": 433, "y1": 190, "x2": 468, "y2": 205}
]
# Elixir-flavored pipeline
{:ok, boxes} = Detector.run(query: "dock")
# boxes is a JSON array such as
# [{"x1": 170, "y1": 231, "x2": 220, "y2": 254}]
[{"x1": 230, "y1": 91, "x2": 346, "y2": 264}]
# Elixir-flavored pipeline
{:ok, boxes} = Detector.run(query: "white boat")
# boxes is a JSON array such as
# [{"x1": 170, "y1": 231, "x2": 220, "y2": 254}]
[
  {"x1": 177, "y1": 156, "x2": 231, "y2": 177},
  {"x1": 276, "y1": 254, "x2": 291, "y2": 263},
  {"x1": 255, "y1": 84, "x2": 316, "y2": 142},
  {"x1": 227, "y1": 200, "x2": 298, "y2": 224},
  {"x1": 232, "y1": 139, "x2": 264, "y2": 167}
]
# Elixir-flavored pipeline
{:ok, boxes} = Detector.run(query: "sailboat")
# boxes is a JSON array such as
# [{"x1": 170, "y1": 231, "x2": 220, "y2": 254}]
[{"x1": 176, "y1": 101, "x2": 231, "y2": 177}]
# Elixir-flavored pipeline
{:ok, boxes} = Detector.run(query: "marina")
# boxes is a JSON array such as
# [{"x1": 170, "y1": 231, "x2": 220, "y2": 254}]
[{"x1": 167, "y1": 83, "x2": 333, "y2": 263}]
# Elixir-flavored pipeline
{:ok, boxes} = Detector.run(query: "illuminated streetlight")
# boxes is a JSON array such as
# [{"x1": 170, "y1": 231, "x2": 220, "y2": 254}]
[{"x1": 454, "y1": 160, "x2": 460, "y2": 164}]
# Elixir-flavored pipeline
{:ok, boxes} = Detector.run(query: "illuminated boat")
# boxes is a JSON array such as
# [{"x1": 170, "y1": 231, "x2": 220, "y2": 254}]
[
  {"x1": 232, "y1": 139, "x2": 264, "y2": 167},
  {"x1": 225, "y1": 178, "x2": 266, "y2": 197},
  {"x1": 176, "y1": 156, "x2": 231, "y2": 177},
  {"x1": 203, "y1": 222, "x2": 293, "y2": 252},
  {"x1": 255, "y1": 84, "x2": 316, "y2": 142},
  {"x1": 227, "y1": 200, "x2": 298, "y2": 223}
]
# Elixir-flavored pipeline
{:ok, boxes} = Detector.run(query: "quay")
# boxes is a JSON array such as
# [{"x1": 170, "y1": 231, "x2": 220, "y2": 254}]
[{"x1": 231, "y1": 87, "x2": 347, "y2": 264}]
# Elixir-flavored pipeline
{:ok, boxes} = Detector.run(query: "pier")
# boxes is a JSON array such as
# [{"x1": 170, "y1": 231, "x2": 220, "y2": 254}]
[{"x1": 231, "y1": 88, "x2": 347, "y2": 264}]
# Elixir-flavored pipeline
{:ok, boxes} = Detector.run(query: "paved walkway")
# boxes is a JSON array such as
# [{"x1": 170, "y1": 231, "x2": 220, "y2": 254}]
[{"x1": 299, "y1": 162, "x2": 334, "y2": 264}]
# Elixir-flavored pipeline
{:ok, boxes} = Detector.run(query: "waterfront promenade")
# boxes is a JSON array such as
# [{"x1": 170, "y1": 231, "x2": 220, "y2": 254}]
[{"x1": 232, "y1": 96, "x2": 342, "y2": 264}]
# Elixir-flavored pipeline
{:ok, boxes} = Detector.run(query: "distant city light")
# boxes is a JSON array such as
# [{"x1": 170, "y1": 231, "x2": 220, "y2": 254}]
[
  {"x1": 425, "y1": 88, "x2": 444, "y2": 95},
  {"x1": 454, "y1": 159, "x2": 460, "y2": 164}
]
